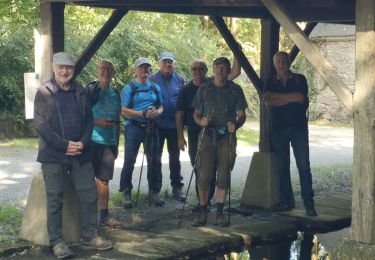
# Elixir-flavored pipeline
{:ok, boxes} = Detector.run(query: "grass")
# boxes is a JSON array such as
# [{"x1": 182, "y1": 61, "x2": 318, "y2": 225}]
[
  {"x1": 0, "y1": 138, "x2": 38, "y2": 148},
  {"x1": 109, "y1": 188, "x2": 171, "y2": 209},
  {"x1": 236, "y1": 128, "x2": 259, "y2": 146},
  {"x1": 0, "y1": 204, "x2": 23, "y2": 250},
  {"x1": 310, "y1": 120, "x2": 353, "y2": 128},
  {"x1": 292, "y1": 163, "x2": 352, "y2": 198}
]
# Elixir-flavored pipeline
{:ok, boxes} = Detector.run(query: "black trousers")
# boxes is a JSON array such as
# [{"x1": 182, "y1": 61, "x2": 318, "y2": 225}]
[{"x1": 158, "y1": 127, "x2": 184, "y2": 189}]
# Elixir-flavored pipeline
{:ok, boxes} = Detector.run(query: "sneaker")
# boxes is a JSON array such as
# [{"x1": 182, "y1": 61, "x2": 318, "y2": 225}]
[
  {"x1": 81, "y1": 236, "x2": 113, "y2": 251},
  {"x1": 149, "y1": 192, "x2": 165, "y2": 206},
  {"x1": 304, "y1": 200, "x2": 317, "y2": 216},
  {"x1": 172, "y1": 187, "x2": 186, "y2": 202},
  {"x1": 192, "y1": 209, "x2": 208, "y2": 227},
  {"x1": 52, "y1": 241, "x2": 74, "y2": 259},
  {"x1": 122, "y1": 190, "x2": 133, "y2": 208},
  {"x1": 213, "y1": 212, "x2": 229, "y2": 227},
  {"x1": 99, "y1": 216, "x2": 123, "y2": 228}
]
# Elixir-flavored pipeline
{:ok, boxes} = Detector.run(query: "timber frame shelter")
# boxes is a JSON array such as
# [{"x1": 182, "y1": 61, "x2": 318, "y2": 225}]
[{"x1": 39, "y1": 0, "x2": 374, "y2": 245}]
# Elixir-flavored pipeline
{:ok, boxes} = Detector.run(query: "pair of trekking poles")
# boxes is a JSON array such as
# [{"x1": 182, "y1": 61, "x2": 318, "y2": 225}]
[
  {"x1": 177, "y1": 127, "x2": 235, "y2": 228},
  {"x1": 134, "y1": 108, "x2": 156, "y2": 208}
]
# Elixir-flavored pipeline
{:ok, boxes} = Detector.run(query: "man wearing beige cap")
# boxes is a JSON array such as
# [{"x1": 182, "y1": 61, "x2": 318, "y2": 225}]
[{"x1": 34, "y1": 52, "x2": 113, "y2": 259}]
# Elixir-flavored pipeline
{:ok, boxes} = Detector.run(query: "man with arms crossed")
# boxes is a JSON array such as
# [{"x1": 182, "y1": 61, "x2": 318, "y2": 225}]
[{"x1": 264, "y1": 51, "x2": 317, "y2": 216}]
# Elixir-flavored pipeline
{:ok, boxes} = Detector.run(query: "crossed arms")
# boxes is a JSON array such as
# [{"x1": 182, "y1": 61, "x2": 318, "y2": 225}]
[{"x1": 264, "y1": 91, "x2": 306, "y2": 107}]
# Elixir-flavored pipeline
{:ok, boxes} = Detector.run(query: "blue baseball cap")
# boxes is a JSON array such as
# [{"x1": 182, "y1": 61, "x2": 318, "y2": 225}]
[{"x1": 159, "y1": 52, "x2": 176, "y2": 61}]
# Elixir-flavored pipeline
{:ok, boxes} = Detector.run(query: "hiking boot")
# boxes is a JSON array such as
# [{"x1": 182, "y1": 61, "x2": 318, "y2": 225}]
[
  {"x1": 213, "y1": 212, "x2": 229, "y2": 227},
  {"x1": 52, "y1": 241, "x2": 74, "y2": 259},
  {"x1": 273, "y1": 202, "x2": 293, "y2": 212},
  {"x1": 81, "y1": 236, "x2": 113, "y2": 251},
  {"x1": 192, "y1": 209, "x2": 208, "y2": 227},
  {"x1": 122, "y1": 190, "x2": 133, "y2": 208},
  {"x1": 172, "y1": 187, "x2": 186, "y2": 202},
  {"x1": 192, "y1": 203, "x2": 201, "y2": 213},
  {"x1": 192, "y1": 202, "x2": 211, "y2": 213},
  {"x1": 304, "y1": 200, "x2": 317, "y2": 217},
  {"x1": 99, "y1": 216, "x2": 123, "y2": 228},
  {"x1": 149, "y1": 192, "x2": 165, "y2": 206}
]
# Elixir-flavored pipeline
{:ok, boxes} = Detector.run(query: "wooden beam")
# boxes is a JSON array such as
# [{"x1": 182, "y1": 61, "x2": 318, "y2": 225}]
[
  {"x1": 350, "y1": 0, "x2": 375, "y2": 244},
  {"x1": 43, "y1": 0, "x2": 355, "y2": 22},
  {"x1": 289, "y1": 22, "x2": 317, "y2": 63},
  {"x1": 40, "y1": 2, "x2": 65, "y2": 83},
  {"x1": 74, "y1": 9, "x2": 128, "y2": 77},
  {"x1": 260, "y1": 0, "x2": 353, "y2": 114},
  {"x1": 259, "y1": 18, "x2": 279, "y2": 152},
  {"x1": 210, "y1": 16, "x2": 262, "y2": 93}
]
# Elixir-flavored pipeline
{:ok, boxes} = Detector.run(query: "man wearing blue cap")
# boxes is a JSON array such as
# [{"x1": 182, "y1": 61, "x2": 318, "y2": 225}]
[
  {"x1": 150, "y1": 51, "x2": 185, "y2": 202},
  {"x1": 34, "y1": 52, "x2": 112, "y2": 258}
]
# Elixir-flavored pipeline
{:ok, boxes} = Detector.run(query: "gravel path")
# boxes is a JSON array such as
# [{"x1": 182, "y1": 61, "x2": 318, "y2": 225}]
[{"x1": 0, "y1": 122, "x2": 353, "y2": 207}]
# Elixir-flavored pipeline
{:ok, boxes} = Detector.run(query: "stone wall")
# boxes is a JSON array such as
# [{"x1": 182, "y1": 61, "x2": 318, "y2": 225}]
[{"x1": 310, "y1": 36, "x2": 355, "y2": 122}]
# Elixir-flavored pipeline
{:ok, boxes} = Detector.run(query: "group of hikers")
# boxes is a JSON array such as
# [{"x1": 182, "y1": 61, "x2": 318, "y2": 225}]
[{"x1": 33, "y1": 50, "x2": 317, "y2": 259}]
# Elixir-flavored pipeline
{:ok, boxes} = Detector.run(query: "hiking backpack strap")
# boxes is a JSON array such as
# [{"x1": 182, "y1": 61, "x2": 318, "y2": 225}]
[{"x1": 127, "y1": 81, "x2": 160, "y2": 109}]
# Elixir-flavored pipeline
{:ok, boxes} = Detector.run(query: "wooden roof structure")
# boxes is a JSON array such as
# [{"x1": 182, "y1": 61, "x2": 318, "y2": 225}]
[
  {"x1": 43, "y1": 0, "x2": 355, "y2": 23},
  {"x1": 37, "y1": 0, "x2": 375, "y2": 247}
]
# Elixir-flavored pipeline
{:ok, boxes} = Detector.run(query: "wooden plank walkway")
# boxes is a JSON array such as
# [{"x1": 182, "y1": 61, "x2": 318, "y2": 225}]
[
  {"x1": 103, "y1": 196, "x2": 351, "y2": 259},
  {"x1": 12, "y1": 196, "x2": 351, "y2": 259}
]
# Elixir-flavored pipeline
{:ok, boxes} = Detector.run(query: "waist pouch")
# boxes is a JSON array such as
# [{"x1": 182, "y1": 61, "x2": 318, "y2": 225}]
[{"x1": 205, "y1": 127, "x2": 228, "y2": 141}]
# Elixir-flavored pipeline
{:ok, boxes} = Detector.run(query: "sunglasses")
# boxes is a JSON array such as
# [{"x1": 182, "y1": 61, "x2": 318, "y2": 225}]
[{"x1": 191, "y1": 67, "x2": 206, "y2": 71}]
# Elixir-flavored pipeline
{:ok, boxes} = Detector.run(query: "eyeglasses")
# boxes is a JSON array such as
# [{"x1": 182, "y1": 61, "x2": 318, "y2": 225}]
[{"x1": 191, "y1": 67, "x2": 206, "y2": 72}]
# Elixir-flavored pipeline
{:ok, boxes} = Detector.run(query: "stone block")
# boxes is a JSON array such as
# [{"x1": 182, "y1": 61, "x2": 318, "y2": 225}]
[
  {"x1": 332, "y1": 239, "x2": 375, "y2": 259},
  {"x1": 19, "y1": 173, "x2": 81, "y2": 246},
  {"x1": 240, "y1": 152, "x2": 279, "y2": 209}
]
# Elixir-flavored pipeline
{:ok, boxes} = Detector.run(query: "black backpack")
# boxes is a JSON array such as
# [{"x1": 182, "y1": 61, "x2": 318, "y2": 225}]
[{"x1": 85, "y1": 81, "x2": 121, "y2": 107}]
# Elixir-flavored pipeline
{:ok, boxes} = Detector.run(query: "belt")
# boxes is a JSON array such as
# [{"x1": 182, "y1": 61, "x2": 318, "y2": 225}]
[{"x1": 130, "y1": 121, "x2": 148, "y2": 128}]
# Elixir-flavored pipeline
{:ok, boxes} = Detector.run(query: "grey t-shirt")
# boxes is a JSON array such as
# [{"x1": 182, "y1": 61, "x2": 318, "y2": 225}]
[{"x1": 192, "y1": 80, "x2": 248, "y2": 127}]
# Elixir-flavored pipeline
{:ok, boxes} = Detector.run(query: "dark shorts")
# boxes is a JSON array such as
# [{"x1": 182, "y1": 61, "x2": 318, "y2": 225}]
[{"x1": 92, "y1": 142, "x2": 116, "y2": 181}]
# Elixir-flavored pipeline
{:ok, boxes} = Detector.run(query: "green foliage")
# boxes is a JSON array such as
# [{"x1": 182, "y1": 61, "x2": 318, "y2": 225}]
[{"x1": 0, "y1": 3, "x2": 263, "y2": 137}]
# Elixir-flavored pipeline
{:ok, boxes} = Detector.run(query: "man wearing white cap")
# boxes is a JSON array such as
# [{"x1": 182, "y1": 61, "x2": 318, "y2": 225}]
[
  {"x1": 150, "y1": 51, "x2": 185, "y2": 202},
  {"x1": 120, "y1": 57, "x2": 164, "y2": 207},
  {"x1": 34, "y1": 52, "x2": 113, "y2": 259}
]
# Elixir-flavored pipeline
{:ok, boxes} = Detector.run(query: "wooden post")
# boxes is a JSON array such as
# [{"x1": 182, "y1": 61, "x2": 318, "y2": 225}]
[
  {"x1": 260, "y1": 0, "x2": 353, "y2": 114},
  {"x1": 350, "y1": 0, "x2": 375, "y2": 244},
  {"x1": 210, "y1": 16, "x2": 262, "y2": 92},
  {"x1": 39, "y1": 3, "x2": 64, "y2": 84},
  {"x1": 74, "y1": 9, "x2": 128, "y2": 77},
  {"x1": 259, "y1": 18, "x2": 279, "y2": 152},
  {"x1": 240, "y1": 18, "x2": 280, "y2": 210}
]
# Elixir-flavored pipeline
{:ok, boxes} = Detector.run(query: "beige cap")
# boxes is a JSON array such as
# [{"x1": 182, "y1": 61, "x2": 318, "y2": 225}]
[
  {"x1": 135, "y1": 57, "x2": 151, "y2": 67},
  {"x1": 53, "y1": 52, "x2": 75, "y2": 66}
]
